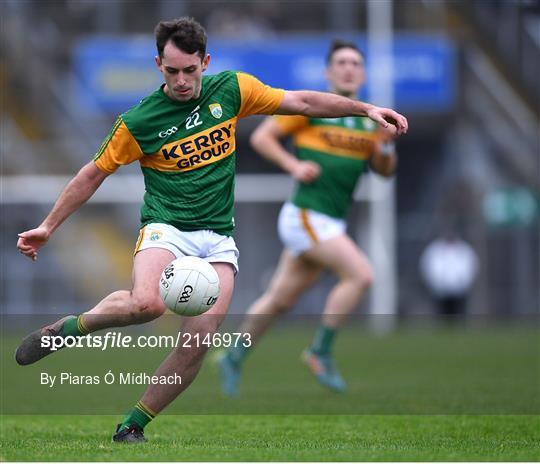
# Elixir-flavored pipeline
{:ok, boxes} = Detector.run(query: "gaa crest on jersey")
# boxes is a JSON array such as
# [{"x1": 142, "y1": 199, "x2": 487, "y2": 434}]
[{"x1": 209, "y1": 103, "x2": 223, "y2": 119}]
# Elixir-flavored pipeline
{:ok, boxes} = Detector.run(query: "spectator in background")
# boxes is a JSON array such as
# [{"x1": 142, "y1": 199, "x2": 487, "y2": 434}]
[{"x1": 419, "y1": 230, "x2": 479, "y2": 318}]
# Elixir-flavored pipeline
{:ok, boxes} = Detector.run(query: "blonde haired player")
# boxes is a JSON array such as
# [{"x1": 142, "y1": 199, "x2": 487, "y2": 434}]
[{"x1": 220, "y1": 40, "x2": 398, "y2": 394}]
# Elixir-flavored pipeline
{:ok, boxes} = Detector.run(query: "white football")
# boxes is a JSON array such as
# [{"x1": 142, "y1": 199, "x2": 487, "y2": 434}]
[{"x1": 159, "y1": 257, "x2": 220, "y2": 316}]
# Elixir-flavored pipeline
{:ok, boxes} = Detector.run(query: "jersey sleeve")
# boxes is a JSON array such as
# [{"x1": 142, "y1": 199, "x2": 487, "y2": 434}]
[
  {"x1": 236, "y1": 72, "x2": 285, "y2": 119},
  {"x1": 93, "y1": 116, "x2": 144, "y2": 174},
  {"x1": 273, "y1": 115, "x2": 309, "y2": 135}
]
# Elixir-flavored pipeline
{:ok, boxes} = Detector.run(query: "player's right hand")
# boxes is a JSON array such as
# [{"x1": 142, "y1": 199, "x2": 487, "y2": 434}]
[
  {"x1": 17, "y1": 227, "x2": 51, "y2": 261},
  {"x1": 291, "y1": 160, "x2": 321, "y2": 183},
  {"x1": 366, "y1": 106, "x2": 408, "y2": 135}
]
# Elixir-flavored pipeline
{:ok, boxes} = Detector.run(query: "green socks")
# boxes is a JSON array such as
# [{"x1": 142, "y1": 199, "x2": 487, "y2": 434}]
[
  {"x1": 61, "y1": 315, "x2": 90, "y2": 337},
  {"x1": 310, "y1": 325, "x2": 337, "y2": 356},
  {"x1": 120, "y1": 401, "x2": 156, "y2": 431}
]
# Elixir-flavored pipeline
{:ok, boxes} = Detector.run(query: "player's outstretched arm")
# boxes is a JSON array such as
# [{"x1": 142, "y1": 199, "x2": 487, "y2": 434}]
[
  {"x1": 277, "y1": 90, "x2": 408, "y2": 135},
  {"x1": 250, "y1": 118, "x2": 320, "y2": 183},
  {"x1": 17, "y1": 162, "x2": 109, "y2": 261}
]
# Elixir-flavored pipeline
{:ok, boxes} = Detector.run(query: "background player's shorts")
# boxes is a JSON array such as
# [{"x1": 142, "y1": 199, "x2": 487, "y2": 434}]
[
  {"x1": 278, "y1": 203, "x2": 346, "y2": 256},
  {"x1": 134, "y1": 223, "x2": 239, "y2": 273}
]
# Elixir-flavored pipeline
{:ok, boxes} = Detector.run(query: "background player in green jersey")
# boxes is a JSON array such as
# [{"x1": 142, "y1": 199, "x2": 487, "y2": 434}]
[
  {"x1": 16, "y1": 18, "x2": 407, "y2": 442},
  {"x1": 219, "y1": 40, "x2": 398, "y2": 395}
]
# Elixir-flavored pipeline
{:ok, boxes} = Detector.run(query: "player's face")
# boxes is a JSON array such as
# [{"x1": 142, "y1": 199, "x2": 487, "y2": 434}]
[
  {"x1": 326, "y1": 47, "x2": 365, "y2": 98},
  {"x1": 156, "y1": 41, "x2": 210, "y2": 102}
]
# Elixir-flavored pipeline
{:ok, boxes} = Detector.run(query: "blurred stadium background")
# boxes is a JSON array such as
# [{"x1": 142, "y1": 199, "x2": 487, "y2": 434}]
[{"x1": 1, "y1": 0, "x2": 539, "y2": 320}]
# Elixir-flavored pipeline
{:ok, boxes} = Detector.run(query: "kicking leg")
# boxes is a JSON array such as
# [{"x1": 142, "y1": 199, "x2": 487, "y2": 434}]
[{"x1": 15, "y1": 248, "x2": 174, "y2": 365}]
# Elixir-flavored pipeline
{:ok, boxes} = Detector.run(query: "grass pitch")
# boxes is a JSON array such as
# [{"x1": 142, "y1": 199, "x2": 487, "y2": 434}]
[
  {"x1": 1, "y1": 320, "x2": 538, "y2": 461},
  {"x1": 1, "y1": 414, "x2": 539, "y2": 461}
]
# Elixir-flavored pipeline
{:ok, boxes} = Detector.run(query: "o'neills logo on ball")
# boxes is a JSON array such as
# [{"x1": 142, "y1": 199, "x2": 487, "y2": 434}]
[{"x1": 154, "y1": 119, "x2": 236, "y2": 173}]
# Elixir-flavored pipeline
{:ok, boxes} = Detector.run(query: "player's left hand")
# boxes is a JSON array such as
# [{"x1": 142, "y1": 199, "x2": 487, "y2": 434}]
[
  {"x1": 290, "y1": 160, "x2": 321, "y2": 183},
  {"x1": 366, "y1": 106, "x2": 408, "y2": 135}
]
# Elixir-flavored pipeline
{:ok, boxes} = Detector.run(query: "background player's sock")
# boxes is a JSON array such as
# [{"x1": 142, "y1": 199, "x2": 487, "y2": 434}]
[
  {"x1": 227, "y1": 344, "x2": 251, "y2": 367},
  {"x1": 310, "y1": 325, "x2": 336, "y2": 356},
  {"x1": 119, "y1": 401, "x2": 155, "y2": 431},
  {"x1": 60, "y1": 315, "x2": 90, "y2": 337}
]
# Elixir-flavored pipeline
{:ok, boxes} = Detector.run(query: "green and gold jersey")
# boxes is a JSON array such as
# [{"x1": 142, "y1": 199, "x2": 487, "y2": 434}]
[
  {"x1": 94, "y1": 71, "x2": 284, "y2": 235},
  {"x1": 275, "y1": 114, "x2": 379, "y2": 219}
]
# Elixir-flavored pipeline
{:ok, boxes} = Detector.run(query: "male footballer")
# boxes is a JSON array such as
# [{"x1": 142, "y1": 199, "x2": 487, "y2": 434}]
[{"x1": 16, "y1": 18, "x2": 407, "y2": 442}]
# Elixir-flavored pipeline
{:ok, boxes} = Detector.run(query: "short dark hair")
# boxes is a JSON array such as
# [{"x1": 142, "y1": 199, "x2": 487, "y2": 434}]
[
  {"x1": 154, "y1": 17, "x2": 207, "y2": 60},
  {"x1": 326, "y1": 39, "x2": 363, "y2": 64}
]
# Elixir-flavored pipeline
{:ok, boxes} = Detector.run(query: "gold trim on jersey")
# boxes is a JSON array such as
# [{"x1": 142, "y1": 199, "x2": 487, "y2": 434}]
[
  {"x1": 140, "y1": 117, "x2": 238, "y2": 173},
  {"x1": 294, "y1": 125, "x2": 378, "y2": 160},
  {"x1": 94, "y1": 118, "x2": 144, "y2": 174},
  {"x1": 237, "y1": 72, "x2": 285, "y2": 118}
]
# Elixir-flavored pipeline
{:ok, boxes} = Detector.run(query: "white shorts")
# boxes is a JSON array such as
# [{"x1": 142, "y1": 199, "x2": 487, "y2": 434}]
[
  {"x1": 134, "y1": 223, "x2": 239, "y2": 273},
  {"x1": 278, "y1": 203, "x2": 346, "y2": 256}
]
